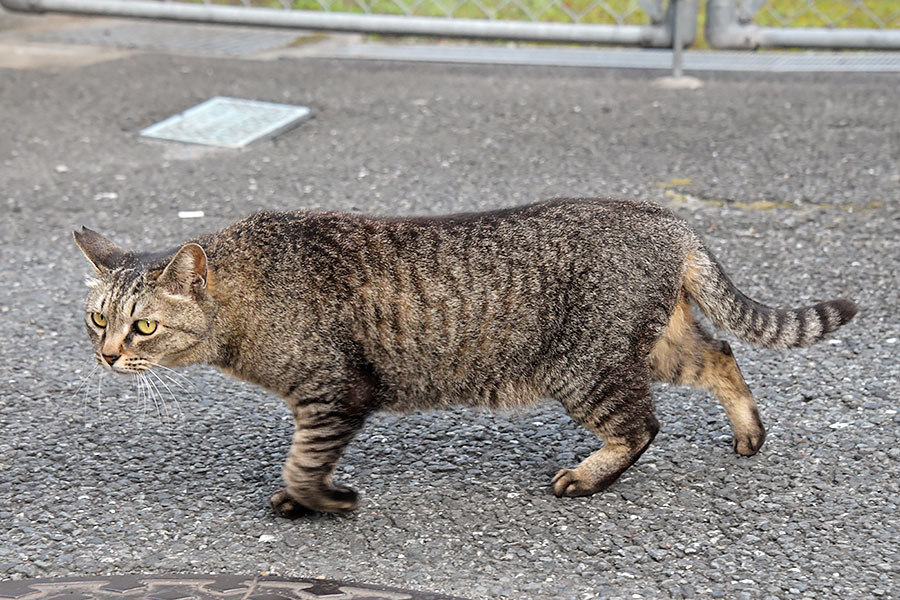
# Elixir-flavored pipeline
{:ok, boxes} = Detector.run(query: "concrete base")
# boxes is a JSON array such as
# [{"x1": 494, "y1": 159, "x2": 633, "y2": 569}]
[{"x1": 652, "y1": 75, "x2": 704, "y2": 89}]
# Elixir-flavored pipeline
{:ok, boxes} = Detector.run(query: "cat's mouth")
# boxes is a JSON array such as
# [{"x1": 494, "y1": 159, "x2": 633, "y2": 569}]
[{"x1": 97, "y1": 354, "x2": 152, "y2": 374}]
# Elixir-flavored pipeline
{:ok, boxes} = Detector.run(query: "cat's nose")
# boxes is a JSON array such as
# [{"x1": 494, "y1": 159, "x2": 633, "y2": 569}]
[{"x1": 102, "y1": 353, "x2": 120, "y2": 366}]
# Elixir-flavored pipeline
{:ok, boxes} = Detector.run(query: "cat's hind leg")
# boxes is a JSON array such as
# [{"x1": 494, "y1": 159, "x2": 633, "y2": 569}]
[
  {"x1": 551, "y1": 377, "x2": 659, "y2": 498},
  {"x1": 650, "y1": 294, "x2": 765, "y2": 456},
  {"x1": 270, "y1": 404, "x2": 366, "y2": 517}
]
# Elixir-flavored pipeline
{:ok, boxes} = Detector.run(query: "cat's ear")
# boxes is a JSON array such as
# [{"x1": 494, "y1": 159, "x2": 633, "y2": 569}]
[
  {"x1": 155, "y1": 243, "x2": 208, "y2": 296},
  {"x1": 73, "y1": 227, "x2": 130, "y2": 273}
]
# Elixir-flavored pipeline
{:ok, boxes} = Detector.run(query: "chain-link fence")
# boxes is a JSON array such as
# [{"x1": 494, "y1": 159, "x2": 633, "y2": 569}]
[
  {"x1": 752, "y1": 0, "x2": 900, "y2": 30},
  {"x1": 0, "y1": 0, "x2": 691, "y2": 46},
  {"x1": 226, "y1": 0, "x2": 656, "y2": 25},
  {"x1": 706, "y1": 0, "x2": 900, "y2": 48},
  {"x1": 2, "y1": 0, "x2": 899, "y2": 48}
]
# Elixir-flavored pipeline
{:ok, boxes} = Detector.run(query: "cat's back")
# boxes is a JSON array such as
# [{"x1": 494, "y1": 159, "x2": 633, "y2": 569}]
[
  {"x1": 208, "y1": 197, "x2": 692, "y2": 318},
  {"x1": 211, "y1": 197, "x2": 686, "y2": 253}
]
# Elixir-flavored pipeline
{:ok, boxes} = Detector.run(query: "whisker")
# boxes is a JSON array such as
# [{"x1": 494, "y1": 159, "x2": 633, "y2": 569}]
[
  {"x1": 146, "y1": 369, "x2": 185, "y2": 424},
  {"x1": 132, "y1": 373, "x2": 146, "y2": 429},
  {"x1": 138, "y1": 373, "x2": 152, "y2": 429},
  {"x1": 140, "y1": 372, "x2": 155, "y2": 427},
  {"x1": 96, "y1": 369, "x2": 104, "y2": 413},
  {"x1": 139, "y1": 371, "x2": 163, "y2": 421},
  {"x1": 71, "y1": 362, "x2": 98, "y2": 397},
  {"x1": 73, "y1": 363, "x2": 100, "y2": 417},
  {"x1": 146, "y1": 362, "x2": 198, "y2": 391},
  {"x1": 143, "y1": 371, "x2": 172, "y2": 424},
  {"x1": 146, "y1": 363, "x2": 200, "y2": 422},
  {"x1": 156, "y1": 370, "x2": 191, "y2": 394}
]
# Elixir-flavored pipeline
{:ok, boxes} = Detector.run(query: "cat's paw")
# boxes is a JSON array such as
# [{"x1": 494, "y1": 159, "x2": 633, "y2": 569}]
[
  {"x1": 269, "y1": 488, "x2": 316, "y2": 518},
  {"x1": 551, "y1": 467, "x2": 615, "y2": 498},
  {"x1": 314, "y1": 483, "x2": 359, "y2": 513},
  {"x1": 269, "y1": 484, "x2": 359, "y2": 517},
  {"x1": 733, "y1": 428, "x2": 766, "y2": 457}
]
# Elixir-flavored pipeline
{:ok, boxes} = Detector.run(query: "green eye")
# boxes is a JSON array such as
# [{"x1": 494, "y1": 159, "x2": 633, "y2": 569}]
[
  {"x1": 90, "y1": 312, "x2": 107, "y2": 328},
  {"x1": 134, "y1": 319, "x2": 158, "y2": 335}
]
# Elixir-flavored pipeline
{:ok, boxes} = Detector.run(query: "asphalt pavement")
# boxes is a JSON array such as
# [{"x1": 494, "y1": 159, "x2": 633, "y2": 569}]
[{"x1": 1, "y1": 13, "x2": 898, "y2": 600}]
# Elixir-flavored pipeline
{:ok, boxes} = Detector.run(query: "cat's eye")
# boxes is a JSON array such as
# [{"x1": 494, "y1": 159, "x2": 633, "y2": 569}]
[
  {"x1": 90, "y1": 312, "x2": 107, "y2": 328},
  {"x1": 134, "y1": 319, "x2": 158, "y2": 335}
]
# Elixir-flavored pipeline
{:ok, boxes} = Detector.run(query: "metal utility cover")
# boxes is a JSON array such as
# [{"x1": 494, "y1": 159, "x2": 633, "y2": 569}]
[
  {"x1": 0, "y1": 575, "x2": 466, "y2": 599},
  {"x1": 140, "y1": 97, "x2": 312, "y2": 148}
]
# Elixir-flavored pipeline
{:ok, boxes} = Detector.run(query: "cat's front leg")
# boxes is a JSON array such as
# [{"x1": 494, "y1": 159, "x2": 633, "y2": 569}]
[
  {"x1": 270, "y1": 403, "x2": 367, "y2": 517},
  {"x1": 552, "y1": 376, "x2": 659, "y2": 497}
]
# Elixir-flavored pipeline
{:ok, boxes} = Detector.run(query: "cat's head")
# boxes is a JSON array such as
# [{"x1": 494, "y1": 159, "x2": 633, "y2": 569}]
[{"x1": 73, "y1": 227, "x2": 213, "y2": 373}]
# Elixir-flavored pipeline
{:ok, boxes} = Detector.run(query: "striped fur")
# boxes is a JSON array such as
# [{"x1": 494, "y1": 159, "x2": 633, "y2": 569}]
[
  {"x1": 683, "y1": 246, "x2": 858, "y2": 349},
  {"x1": 74, "y1": 199, "x2": 858, "y2": 515}
]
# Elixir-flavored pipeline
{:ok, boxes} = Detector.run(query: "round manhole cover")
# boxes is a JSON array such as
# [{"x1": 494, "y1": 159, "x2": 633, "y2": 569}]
[{"x1": 0, "y1": 575, "x2": 468, "y2": 600}]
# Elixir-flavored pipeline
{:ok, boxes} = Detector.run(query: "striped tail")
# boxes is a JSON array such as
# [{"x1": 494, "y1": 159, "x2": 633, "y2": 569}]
[{"x1": 682, "y1": 246, "x2": 857, "y2": 349}]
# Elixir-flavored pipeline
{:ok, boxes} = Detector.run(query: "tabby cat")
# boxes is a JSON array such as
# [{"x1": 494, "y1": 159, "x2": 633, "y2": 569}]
[{"x1": 74, "y1": 199, "x2": 857, "y2": 516}]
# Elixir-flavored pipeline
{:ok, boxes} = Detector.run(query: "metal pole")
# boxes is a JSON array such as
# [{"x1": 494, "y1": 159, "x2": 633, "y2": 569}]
[
  {"x1": 756, "y1": 26, "x2": 900, "y2": 49},
  {"x1": 672, "y1": 0, "x2": 683, "y2": 77}
]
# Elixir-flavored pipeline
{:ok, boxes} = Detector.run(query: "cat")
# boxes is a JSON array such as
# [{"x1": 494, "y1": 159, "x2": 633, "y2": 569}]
[{"x1": 74, "y1": 198, "x2": 857, "y2": 516}]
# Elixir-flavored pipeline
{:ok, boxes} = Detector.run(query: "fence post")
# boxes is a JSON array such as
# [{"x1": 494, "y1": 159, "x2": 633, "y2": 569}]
[
  {"x1": 705, "y1": 0, "x2": 745, "y2": 48},
  {"x1": 672, "y1": 0, "x2": 683, "y2": 77},
  {"x1": 668, "y1": 0, "x2": 698, "y2": 78}
]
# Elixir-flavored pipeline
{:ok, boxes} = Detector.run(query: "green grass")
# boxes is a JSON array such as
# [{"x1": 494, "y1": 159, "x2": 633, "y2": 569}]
[
  {"x1": 755, "y1": 0, "x2": 900, "y2": 29},
  {"x1": 242, "y1": 0, "x2": 654, "y2": 25}
]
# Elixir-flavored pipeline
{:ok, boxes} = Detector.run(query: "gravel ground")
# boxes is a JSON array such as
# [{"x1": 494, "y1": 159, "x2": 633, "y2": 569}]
[{"x1": 1, "y1": 50, "x2": 898, "y2": 600}]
